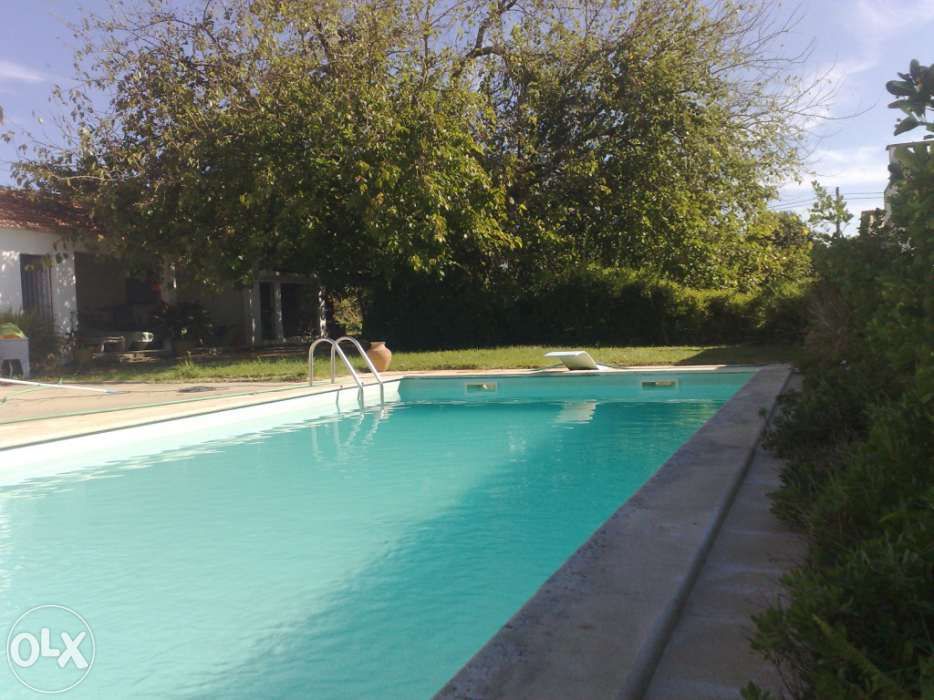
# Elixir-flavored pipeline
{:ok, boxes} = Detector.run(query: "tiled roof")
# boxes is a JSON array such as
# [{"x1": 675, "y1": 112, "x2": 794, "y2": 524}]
[{"x1": 0, "y1": 187, "x2": 84, "y2": 232}]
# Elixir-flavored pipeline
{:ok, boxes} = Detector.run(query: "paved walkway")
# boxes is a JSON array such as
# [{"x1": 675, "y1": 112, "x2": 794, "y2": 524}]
[
  {"x1": 0, "y1": 380, "x2": 354, "y2": 448},
  {"x1": 644, "y1": 379, "x2": 805, "y2": 699}
]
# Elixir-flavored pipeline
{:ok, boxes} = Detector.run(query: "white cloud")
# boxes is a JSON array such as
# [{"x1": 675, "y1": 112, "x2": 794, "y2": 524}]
[
  {"x1": 0, "y1": 60, "x2": 45, "y2": 84},
  {"x1": 780, "y1": 145, "x2": 889, "y2": 195},
  {"x1": 810, "y1": 145, "x2": 889, "y2": 187},
  {"x1": 794, "y1": 56, "x2": 878, "y2": 130},
  {"x1": 776, "y1": 146, "x2": 888, "y2": 231},
  {"x1": 849, "y1": 0, "x2": 934, "y2": 41},
  {"x1": 800, "y1": 0, "x2": 934, "y2": 125}
]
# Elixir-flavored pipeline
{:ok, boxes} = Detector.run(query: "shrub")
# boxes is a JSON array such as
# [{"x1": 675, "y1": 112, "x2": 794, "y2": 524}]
[
  {"x1": 151, "y1": 302, "x2": 213, "y2": 346},
  {"x1": 364, "y1": 266, "x2": 809, "y2": 350},
  {"x1": 753, "y1": 392, "x2": 933, "y2": 699},
  {"x1": 748, "y1": 62, "x2": 934, "y2": 699}
]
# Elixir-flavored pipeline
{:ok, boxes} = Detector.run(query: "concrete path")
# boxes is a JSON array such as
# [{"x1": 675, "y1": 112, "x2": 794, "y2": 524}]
[
  {"x1": 644, "y1": 382, "x2": 806, "y2": 699},
  {"x1": 0, "y1": 380, "x2": 359, "y2": 448}
]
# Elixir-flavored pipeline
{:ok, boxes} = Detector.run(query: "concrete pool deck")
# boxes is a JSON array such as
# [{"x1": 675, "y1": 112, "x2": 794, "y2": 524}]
[
  {"x1": 0, "y1": 380, "x2": 341, "y2": 447},
  {"x1": 644, "y1": 421, "x2": 805, "y2": 698}
]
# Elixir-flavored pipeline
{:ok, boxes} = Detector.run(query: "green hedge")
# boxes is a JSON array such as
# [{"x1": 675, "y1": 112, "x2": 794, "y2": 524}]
[
  {"x1": 364, "y1": 267, "x2": 808, "y2": 350},
  {"x1": 745, "y1": 137, "x2": 933, "y2": 698}
]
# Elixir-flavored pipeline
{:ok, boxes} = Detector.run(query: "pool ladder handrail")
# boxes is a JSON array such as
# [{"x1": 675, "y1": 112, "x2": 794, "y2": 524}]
[
  {"x1": 334, "y1": 336, "x2": 385, "y2": 406},
  {"x1": 307, "y1": 336, "x2": 385, "y2": 405}
]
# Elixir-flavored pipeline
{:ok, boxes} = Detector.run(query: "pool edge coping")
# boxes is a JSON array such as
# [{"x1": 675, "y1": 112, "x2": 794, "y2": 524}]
[
  {"x1": 0, "y1": 364, "x2": 764, "y2": 450},
  {"x1": 434, "y1": 363, "x2": 792, "y2": 700},
  {"x1": 0, "y1": 379, "x2": 398, "y2": 451}
]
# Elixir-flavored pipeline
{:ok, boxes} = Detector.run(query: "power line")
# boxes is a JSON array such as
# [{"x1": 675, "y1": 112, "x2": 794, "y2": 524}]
[
  {"x1": 771, "y1": 199, "x2": 816, "y2": 208},
  {"x1": 768, "y1": 190, "x2": 885, "y2": 211},
  {"x1": 771, "y1": 191, "x2": 883, "y2": 203}
]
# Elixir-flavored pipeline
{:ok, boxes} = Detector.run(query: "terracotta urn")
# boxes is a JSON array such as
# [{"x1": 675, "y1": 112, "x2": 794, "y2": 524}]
[{"x1": 366, "y1": 340, "x2": 392, "y2": 372}]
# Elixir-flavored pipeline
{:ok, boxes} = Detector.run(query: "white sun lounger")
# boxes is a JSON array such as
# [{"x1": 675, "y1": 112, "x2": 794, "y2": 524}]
[{"x1": 544, "y1": 350, "x2": 605, "y2": 371}]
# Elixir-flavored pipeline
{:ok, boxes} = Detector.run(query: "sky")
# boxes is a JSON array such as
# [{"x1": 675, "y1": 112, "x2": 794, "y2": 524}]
[{"x1": 1, "y1": 0, "x2": 932, "y2": 230}]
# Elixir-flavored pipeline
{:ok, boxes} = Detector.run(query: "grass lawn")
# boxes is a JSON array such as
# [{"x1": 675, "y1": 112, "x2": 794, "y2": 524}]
[{"x1": 34, "y1": 344, "x2": 799, "y2": 384}]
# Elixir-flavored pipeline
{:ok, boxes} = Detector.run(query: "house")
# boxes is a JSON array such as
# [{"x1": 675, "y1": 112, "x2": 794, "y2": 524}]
[
  {"x1": 856, "y1": 140, "x2": 932, "y2": 235},
  {"x1": 0, "y1": 188, "x2": 324, "y2": 354},
  {"x1": 884, "y1": 139, "x2": 933, "y2": 212},
  {"x1": 0, "y1": 189, "x2": 82, "y2": 338}
]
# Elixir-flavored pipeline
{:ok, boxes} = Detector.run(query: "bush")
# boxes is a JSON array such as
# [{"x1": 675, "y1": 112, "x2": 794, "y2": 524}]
[
  {"x1": 748, "y1": 64, "x2": 934, "y2": 698},
  {"x1": 753, "y1": 391, "x2": 933, "y2": 699},
  {"x1": 364, "y1": 266, "x2": 809, "y2": 350},
  {"x1": 151, "y1": 302, "x2": 213, "y2": 346}
]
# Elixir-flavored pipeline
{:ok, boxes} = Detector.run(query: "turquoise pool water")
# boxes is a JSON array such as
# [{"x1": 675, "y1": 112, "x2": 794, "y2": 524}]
[{"x1": 0, "y1": 372, "x2": 750, "y2": 698}]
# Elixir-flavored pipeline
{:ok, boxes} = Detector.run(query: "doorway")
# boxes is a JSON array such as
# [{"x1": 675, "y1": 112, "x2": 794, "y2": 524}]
[{"x1": 19, "y1": 254, "x2": 53, "y2": 324}]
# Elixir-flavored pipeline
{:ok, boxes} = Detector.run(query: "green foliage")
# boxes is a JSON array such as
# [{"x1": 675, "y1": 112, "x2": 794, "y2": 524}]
[
  {"x1": 741, "y1": 683, "x2": 779, "y2": 700},
  {"x1": 364, "y1": 266, "x2": 808, "y2": 350},
  {"x1": 0, "y1": 103, "x2": 11, "y2": 143},
  {"x1": 14, "y1": 0, "x2": 818, "y2": 299},
  {"x1": 886, "y1": 59, "x2": 934, "y2": 138},
  {"x1": 750, "y1": 61, "x2": 934, "y2": 699},
  {"x1": 151, "y1": 302, "x2": 213, "y2": 345},
  {"x1": 472, "y1": 1, "x2": 810, "y2": 289},
  {"x1": 329, "y1": 294, "x2": 363, "y2": 338},
  {"x1": 753, "y1": 397, "x2": 933, "y2": 699},
  {"x1": 808, "y1": 181, "x2": 852, "y2": 240},
  {"x1": 16, "y1": 0, "x2": 513, "y2": 292}
]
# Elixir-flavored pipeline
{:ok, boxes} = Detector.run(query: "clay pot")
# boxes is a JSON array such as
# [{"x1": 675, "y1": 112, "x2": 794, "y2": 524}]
[{"x1": 366, "y1": 340, "x2": 392, "y2": 372}]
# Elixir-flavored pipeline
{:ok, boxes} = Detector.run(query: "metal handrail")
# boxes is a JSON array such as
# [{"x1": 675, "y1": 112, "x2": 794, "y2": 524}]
[
  {"x1": 307, "y1": 336, "x2": 385, "y2": 406},
  {"x1": 307, "y1": 337, "x2": 365, "y2": 405},
  {"x1": 308, "y1": 337, "x2": 337, "y2": 384},
  {"x1": 333, "y1": 336, "x2": 385, "y2": 405}
]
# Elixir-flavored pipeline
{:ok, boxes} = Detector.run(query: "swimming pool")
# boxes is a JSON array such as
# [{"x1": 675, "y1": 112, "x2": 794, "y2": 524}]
[{"x1": 0, "y1": 371, "x2": 751, "y2": 698}]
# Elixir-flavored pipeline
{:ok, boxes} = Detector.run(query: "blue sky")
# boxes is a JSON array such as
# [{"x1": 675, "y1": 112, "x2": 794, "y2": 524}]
[{"x1": 1, "y1": 0, "x2": 932, "y2": 228}]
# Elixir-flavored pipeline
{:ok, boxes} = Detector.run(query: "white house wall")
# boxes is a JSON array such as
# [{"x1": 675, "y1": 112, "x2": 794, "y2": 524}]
[
  {"x1": 0, "y1": 249, "x2": 22, "y2": 313},
  {"x1": 240, "y1": 274, "x2": 322, "y2": 346},
  {"x1": 0, "y1": 227, "x2": 81, "y2": 336},
  {"x1": 1, "y1": 227, "x2": 321, "y2": 347}
]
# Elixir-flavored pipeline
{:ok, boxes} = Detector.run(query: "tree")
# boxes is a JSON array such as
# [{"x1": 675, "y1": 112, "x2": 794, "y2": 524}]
[
  {"x1": 746, "y1": 211, "x2": 812, "y2": 288},
  {"x1": 478, "y1": 1, "x2": 824, "y2": 287},
  {"x1": 808, "y1": 181, "x2": 852, "y2": 240},
  {"x1": 0, "y1": 104, "x2": 11, "y2": 144},
  {"x1": 14, "y1": 0, "x2": 828, "y2": 293},
  {"x1": 887, "y1": 59, "x2": 934, "y2": 137},
  {"x1": 881, "y1": 60, "x2": 933, "y2": 377},
  {"x1": 14, "y1": 0, "x2": 513, "y2": 291}
]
